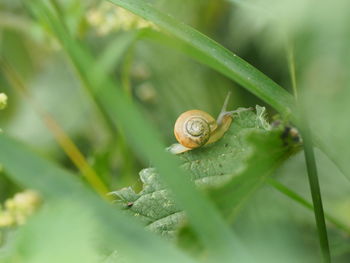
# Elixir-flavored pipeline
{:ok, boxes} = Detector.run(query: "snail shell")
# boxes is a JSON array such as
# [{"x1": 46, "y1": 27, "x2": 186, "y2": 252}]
[{"x1": 174, "y1": 110, "x2": 218, "y2": 149}]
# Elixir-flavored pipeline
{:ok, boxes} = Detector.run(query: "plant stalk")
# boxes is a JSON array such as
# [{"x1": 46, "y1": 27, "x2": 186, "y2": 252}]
[
  {"x1": 299, "y1": 118, "x2": 331, "y2": 262},
  {"x1": 287, "y1": 45, "x2": 331, "y2": 262}
]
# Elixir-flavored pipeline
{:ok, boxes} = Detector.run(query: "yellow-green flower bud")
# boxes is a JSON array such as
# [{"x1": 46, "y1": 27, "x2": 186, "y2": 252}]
[
  {"x1": 0, "y1": 190, "x2": 41, "y2": 228},
  {"x1": 0, "y1": 93, "x2": 7, "y2": 110}
]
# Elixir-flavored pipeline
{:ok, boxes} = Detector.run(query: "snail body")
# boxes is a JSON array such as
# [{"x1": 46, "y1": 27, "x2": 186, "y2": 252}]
[{"x1": 168, "y1": 92, "x2": 252, "y2": 154}]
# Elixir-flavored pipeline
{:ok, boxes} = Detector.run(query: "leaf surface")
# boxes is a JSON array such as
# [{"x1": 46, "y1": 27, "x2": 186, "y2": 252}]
[{"x1": 113, "y1": 107, "x2": 301, "y2": 237}]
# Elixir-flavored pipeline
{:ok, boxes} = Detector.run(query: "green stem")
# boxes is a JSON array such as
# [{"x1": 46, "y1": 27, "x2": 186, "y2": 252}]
[
  {"x1": 119, "y1": 44, "x2": 138, "y2": 184},
  {"x1": 121, "y1": 42, "x2": 135, "y2": 96},
  {"x1": 287, "y1": 46, "x2": 331, "y2": 262},
  {"x1": 300, "y1": 120, "x2": 331, "y2": 262},
  {"x1": 286, "y1": 45, "x2": 298, "y2": 100},
  {"x1": 268, "y1": 178, "x2": 350, "y2": 235}
]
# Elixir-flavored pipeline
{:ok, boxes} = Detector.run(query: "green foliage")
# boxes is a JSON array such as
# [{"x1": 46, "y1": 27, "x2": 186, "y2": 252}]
[{"x1": 0, "y1": 0, "x2": 350, "y2": 262}]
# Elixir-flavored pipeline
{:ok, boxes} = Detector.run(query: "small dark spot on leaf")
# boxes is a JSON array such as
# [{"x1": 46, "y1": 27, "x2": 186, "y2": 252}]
[
  {"x1": 224, "y1": 143, "x2": 229, "y2": 148},
  {"x1": 219, "y1": 164, "x2": 222, "y2": 168}
]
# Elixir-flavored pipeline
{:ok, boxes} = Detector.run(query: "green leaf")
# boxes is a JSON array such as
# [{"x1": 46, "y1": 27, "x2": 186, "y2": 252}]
[{"x1": 112, "y1": 106, "x2": 301, "y2": 237}]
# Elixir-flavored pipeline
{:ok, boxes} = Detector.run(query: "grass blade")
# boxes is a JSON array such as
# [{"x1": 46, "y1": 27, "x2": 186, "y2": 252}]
[
  {"x1": 22, "y1": 0, "x2": 250, "y2": 261},
  {"x1": 108, "y1": 0, "x2": 295, "y2": 117}
]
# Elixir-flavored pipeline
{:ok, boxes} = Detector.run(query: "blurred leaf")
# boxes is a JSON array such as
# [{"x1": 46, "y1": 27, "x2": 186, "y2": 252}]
[
  {"x1": 0, "y1": 133, "x2": 195, "y2": 263},
  {"x1": 113, "y1": 107, "x2": 301, "y2": 237}
]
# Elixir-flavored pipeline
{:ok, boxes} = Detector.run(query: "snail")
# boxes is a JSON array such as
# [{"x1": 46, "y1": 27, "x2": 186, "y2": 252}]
[{"x1": 168, "y1": 92, "x2": 252, "y2": 154}]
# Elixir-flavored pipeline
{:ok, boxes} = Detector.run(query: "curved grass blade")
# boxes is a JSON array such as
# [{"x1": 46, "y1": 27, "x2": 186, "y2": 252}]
[{"x1": 108, "y1": 0, "x2": 296, "y2": 117}]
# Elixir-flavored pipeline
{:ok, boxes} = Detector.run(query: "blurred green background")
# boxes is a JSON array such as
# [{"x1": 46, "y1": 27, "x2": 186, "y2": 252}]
[{"x1": 0, "y1": 0, "x2": 350, "y2": 262}]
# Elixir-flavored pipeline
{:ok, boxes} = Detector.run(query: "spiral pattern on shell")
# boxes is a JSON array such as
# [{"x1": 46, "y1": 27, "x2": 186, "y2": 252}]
[{"x1": 174, "y1": 110, "x2": 217, "y2": 149}]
